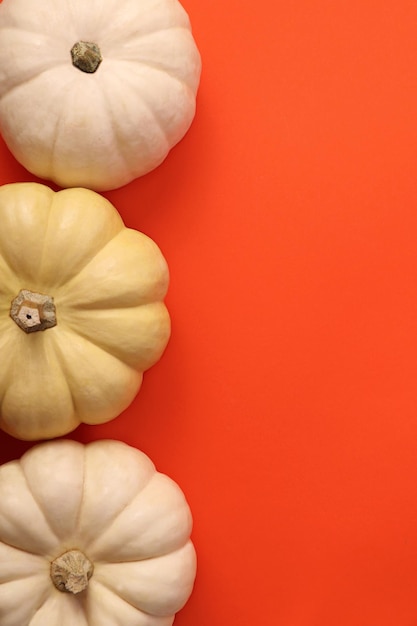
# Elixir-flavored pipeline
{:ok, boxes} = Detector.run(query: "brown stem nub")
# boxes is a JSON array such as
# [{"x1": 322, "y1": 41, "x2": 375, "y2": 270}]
[
  {"x1": 10, "y1": 289, "x2": 57, "y2": 333},
  {"x1": 51, "y1": 549, "x2": 94, "y2": 594},
  {"x1": 71, "y1": 41, "x2": 102, "y2": 73}
]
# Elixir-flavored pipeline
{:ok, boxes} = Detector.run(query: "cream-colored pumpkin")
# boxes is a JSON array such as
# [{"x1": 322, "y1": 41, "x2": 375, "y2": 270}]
[
  {"x1": 0, "y1": 182, "x2": 170, "y2": 441},
  {"x1": 0, "y1": 0, "x2": 201, "y2": 191},
  {"x1": 0, "y1": 439, "x2": 196, "y2": 626}
]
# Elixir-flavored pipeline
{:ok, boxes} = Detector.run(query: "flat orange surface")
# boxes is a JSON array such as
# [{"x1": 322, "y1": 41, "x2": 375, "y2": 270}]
[{"x1": 2, "y1": 1, "x2": 417, "y2": 624}]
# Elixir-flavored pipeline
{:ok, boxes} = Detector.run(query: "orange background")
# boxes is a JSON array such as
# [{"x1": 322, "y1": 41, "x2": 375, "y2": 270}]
[{"x1": 1, "y1": 1, "x2": 417, "y2": 624}]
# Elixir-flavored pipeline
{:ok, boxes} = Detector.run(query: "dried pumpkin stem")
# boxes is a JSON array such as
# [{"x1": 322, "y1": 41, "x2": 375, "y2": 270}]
[
  {"x1": 51, "y1": 549, "x2": 94, "y2": 594},
  {"x1": 10, "y1": 289, "x2": 57, "y2": 333},
  {"x1": 71, "y1": 41, "x2": 102, "y2": 73}
]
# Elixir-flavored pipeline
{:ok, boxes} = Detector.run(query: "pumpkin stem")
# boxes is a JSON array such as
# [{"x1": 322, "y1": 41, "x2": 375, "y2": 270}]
[
  {"x1": 51, "y1": 549, "x2": 94, "y2": 594},
  {"x1": 10, "y1": 289, "x2": 57, "y2": 333},
  {"x1": 71, "y1": 41, "x2": 102, "y2": 73}
]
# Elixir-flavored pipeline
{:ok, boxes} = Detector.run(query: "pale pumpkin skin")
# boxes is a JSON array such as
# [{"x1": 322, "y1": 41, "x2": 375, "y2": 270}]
[
  {"x1": 0, "y1": 182, "x2": 170, "y2": 440},
  {"x1": 0, "y1": 0, "x2": 201, "y2": 191},
  {"x1": 0, "y1": 439, "x2": 197, "y2": 626}
]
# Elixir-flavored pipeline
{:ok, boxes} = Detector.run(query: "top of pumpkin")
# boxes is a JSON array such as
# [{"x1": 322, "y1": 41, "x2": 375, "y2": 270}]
[
  {"x1": 0, "y1": 439, "x2": 196, "y2": 624},
  {"x1": 0, "y1": 182, "x2": 171, "y2": 441},
  {"x1": 0, "y1": 0, "x2": 201, "y2": 191}
]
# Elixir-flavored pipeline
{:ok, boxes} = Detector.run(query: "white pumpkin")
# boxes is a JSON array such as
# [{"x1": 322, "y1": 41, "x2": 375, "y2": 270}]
[
  {"x1": 0, "y1": 439, "x2": 197, "y2": 626},
  {"x1": 0, "y1": 182, "x2": 170, "y2": 441},
  {"x1": 0, "y1": 0, "x2": 201, "y2": 191}
]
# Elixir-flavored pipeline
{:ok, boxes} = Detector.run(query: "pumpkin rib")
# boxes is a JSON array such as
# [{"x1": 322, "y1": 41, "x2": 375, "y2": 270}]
[
  {"x1": 90, "y1": 537, "x2": 193, "y2": 567},
  {"x1": 0, "y1": 540, "x2": 57, "y2": 569},
  {"x1": 0, "y1": 537, "x2": 51, "y2": 562},
  {"x1": 0, "y1": 331, "x2": 79, "y2": 441},
  {"x1": 0, "y1": 0, "x2": 79, "y2": 45},
  {"x1": 68, "y1": 443, "x2": 88, "y2": 548},
  {"x1": 98, "y1": 65, "x2": 171, "y2": 174},
  {"x1": 0, "y1": 255, "x2": 19, "y2": 299},
  {"x1": 110, "y1": 60, "x2": 196, "y2": 155},
  {"x1": 0, "y1": 540, "x2": 48, "y2": 582},
  {"x1": 49, "y1": 72, "x2": 149, "y2": 190},
  {"x1": 61, "y1": 304, "x2": 170, "y2": 370},
  {"x1": 0, "y1": 24, "x2": 63, "y2": 51},
  {"x1": 45, "y1": 73, "x2": 87, "y2": 182},
  {"x1": 0, "y1": 27, "x2": 57, "y2": 96},
  {"x1": 0, "y1": 255, "x2": 17, "y2": 294},
  {"x1": 0, "y1": 326, "x2": 19, "y2": 410},
  {"x1": 109, "y1": 24, "x2": 197, "y2": 51},
  {"x1": 76, "y1": 476, "x2": 157, "y2": 552},
  {"x1": 123, "y1": 57, "x2": 198, "y2": 107},
  {"x1": 57, "y1": 228, "x2": 169, "y2": 309},
  {"x1": 76, "y1": 468, "x2": 191, "y2": 564},
  {"x1": 47, "y1": 117, "x2": 63, "y2": 186},
  {"x1": 27, "y1": 597, "x2": 53, "y2": 626},
  {"x1": 18, "y1": 463, "x2": 63, "y2": 553},
  {"x1": 20, "y1": 440, "x2": 87, "y2": 546},
  {"x1": 138, "y1": 60, "x2": 198, "y2": 96},
  {"x1": 120, "y1": 24, "x2": 192, "y2": 43},
  {"x1": 0, "y1": 183, "x2": 55, "y2": 281},
  {"x1": 35, "y1": 186, "x2": 57, "y2": 283},
  {"x1": 62, "y1": 296, "x2": 169, "y2": 311},
  {"x1": 97, "y1": 75, "x2": 147, "y2": 182},
  {"x1": 43, "y1": 188, "x2": 126, "y2": 290},
  {"x1": 86, "y1": 473, "x2": 193, "y2": 564},
  {"x1": 113, "y1": 27, "x2": 201, "y2": 92},
  {"x1": 28, "y1": 593, "x2": 90, "y2": 626},
  {"x1": 1, "y1": 571, "x2": 49, "y2": 589},
  {"x1": 93, "y1": 542, "x2": 196, "y2": 616},
  {"x1": 94, "y1": 538, "x2": 196, "y2": 566},
  {"x1": 0, "y1": 70, "x2": 85, "y2": 189},
  {"x1": 64, "y1": 0, "x2": 87, "y2": 39},
  {"x1": 0, "y1": 575, "x2": 51, "y2": 626},
  {"x1": 0, "y1": 24, "x2": 51, "y2": 39},
  {"x1": 120, "y1": 55, "x2": 197, "y2": 108},
  {"x1": 73, "y1": 444, "x2": 156, "y2": 564},
  {"x1": 0, "y1": 568, "x2": 39, "y2": 585},
  {"x1": 0, "y1": 462, "x2": 62, "y2": 558},
  {"x1": 85, "y1": 578, "x2": 175, "y2": 626},
  {"x1": 87, "y1": 579, "x2": 165, "y2": 621},
  {"x1": 97, "y1": 2, "x2": 192, "y2": 50},
  {"x1": 0, "y1": 61, "x2": 70, "y2": 105},
  {"x1": 51, "y1": 321, "x2": 140, "y2": 381},
  {"x1": 49, "y1": 325, "x2": 141, "y2": 425}
]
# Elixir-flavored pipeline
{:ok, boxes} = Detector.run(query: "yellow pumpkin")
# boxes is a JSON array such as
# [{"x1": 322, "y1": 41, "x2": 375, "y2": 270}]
[{"x1": 0, "y1": 182, "x2": 170, "y2": 440}]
